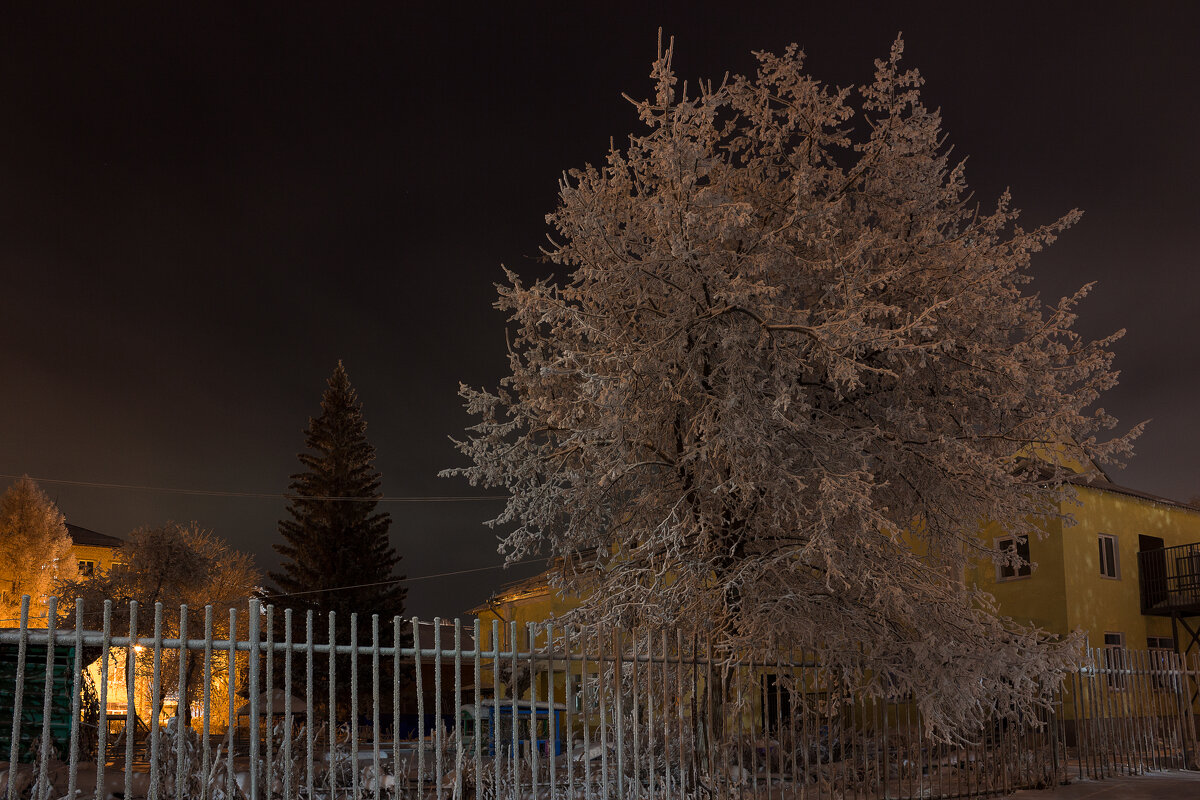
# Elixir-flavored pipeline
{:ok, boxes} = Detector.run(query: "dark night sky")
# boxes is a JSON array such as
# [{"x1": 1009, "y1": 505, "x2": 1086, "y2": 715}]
[{"x1": 1, "y1": 4, "x2": 1197, "y2": 619}]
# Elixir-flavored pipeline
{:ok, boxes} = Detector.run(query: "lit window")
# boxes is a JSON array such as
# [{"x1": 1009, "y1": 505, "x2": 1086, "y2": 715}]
[
  {"x1": 996, "y1": 536, "x2": 1031, "y2": 580},
  {"x1": 78, "y1": 560, "x2": 96, "y2": 577},
  {"x1": 1098, "y1": 534, "x2": 1120, "y2": 579}
]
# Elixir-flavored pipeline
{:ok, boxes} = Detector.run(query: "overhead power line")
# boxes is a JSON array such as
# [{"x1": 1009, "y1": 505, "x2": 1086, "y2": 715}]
[
  {"x1": 0, "y1": 556, "x2": 552, "y2": 624},
  {"x1": 0, "y1": 473, "x2": 508, "y2": 503},
  {"x1": 258, "y1": 556, "x2": 549, "y2": 600}
]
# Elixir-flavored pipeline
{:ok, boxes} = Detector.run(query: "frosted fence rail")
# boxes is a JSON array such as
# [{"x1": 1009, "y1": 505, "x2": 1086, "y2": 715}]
[{"x1": 0, "y1": 596, "x2": 1197, "y2": 800}]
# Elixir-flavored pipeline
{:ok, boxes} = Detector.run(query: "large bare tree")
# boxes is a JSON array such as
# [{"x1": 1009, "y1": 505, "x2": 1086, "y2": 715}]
[{"x1": 445, "y1": 37, "x2": 1139, "y2": 735}]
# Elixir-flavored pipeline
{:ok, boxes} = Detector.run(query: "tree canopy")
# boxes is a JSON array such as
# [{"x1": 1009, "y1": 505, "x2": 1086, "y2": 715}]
[
  {"x1": 445, "y1": 37, "x2": 1139, "y2": 735},
  {"x1": 56, "y1": 521, "x2": 260, "y2": 725},
  {"x1": 0, "y1": 476, "x2": 77, "y2": 622}
]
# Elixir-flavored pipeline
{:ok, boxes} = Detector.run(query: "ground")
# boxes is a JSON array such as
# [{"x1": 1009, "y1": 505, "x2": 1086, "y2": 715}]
[{"x1": 1012, "y1": 770, "x2": 1200, "y2": 799}]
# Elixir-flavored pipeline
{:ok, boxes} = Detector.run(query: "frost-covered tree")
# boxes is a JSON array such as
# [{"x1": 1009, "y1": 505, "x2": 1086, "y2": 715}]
[
  {"x1": 57, "y1": 521, "x2": 260, "y2": 726},
  {"x1": 271, "y1": 362, "x2": 405, "y2": 624},
  {"x1": 0, "y1": 476, "x2": 77, "y2": 622},
  {"x1": 445, "y1": 37, "x2": 1140, "y2": 735}
]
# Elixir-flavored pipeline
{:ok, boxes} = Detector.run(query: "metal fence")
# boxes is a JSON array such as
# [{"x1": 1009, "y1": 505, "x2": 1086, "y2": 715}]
[{"x1": 0, "y1": 595, "x2": 1197, "y2": 800}]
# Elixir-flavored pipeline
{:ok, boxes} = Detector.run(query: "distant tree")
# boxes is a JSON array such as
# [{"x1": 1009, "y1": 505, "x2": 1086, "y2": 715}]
[
  {"x1": 0, "y1": 476, "x2": 77, "y2": 622},
  {"x1": 271, "y1": 362, "x2": 406, "y2": 708},
  {"x1": 445, "y1": 37, "x2": 1141, "y2": 736},
  {"x1": 57, "y1": 522, "x2": 261, "y2": 727}
]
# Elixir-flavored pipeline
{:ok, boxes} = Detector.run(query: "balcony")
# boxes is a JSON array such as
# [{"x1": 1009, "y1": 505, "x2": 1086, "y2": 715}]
[{"x1": 1138, "y1": 542, "x2": 1200, "y2": 616}]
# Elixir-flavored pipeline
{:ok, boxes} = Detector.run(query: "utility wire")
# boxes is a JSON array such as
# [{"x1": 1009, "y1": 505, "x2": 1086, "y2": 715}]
[
  {"x1": 260, "y1": 556, "x2": 549, "y2": 599},
  {"x1": 0, "y1": 473, "x2": 508, "y2": 503},
  {"x1": 0, "y1": 556, "x2": 551, "y2": 624}
]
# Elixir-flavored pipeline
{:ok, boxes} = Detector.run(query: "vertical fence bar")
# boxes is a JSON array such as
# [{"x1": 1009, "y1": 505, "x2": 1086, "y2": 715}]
[
  {"x1": 248, "y1": 600, "x2": 261, "y2": 800},
  {"x1": 434, "y1": 617, "x2": 444, "y2": 800},
  {"x1": 149, "y1": 603, "x2": 164, "y2": 800},
  {"x1": 35, "y1": 597, "x2": 57, "y2": 800},
  {"x1": 610, "y1": 625, "x2": 621, "y2": 799},
  {"x1": 265, "y1": 604, "x2": 275, "y2": 799},
  {"x1": 175, "y1": 604, "x2": 188, "y2": 800},
  {"x1": 349, "y1": 614, "x2": 360, "y2": 800},
  {"x1": 371, "y1": 615, "x2": 381, "y2": 800},
  {"x1": 7, "y1": 595, "x2": 28, "y2": 800},
  {"x1": 126, "y1": 600, "x2": 139, "y2": 800},
  {"x1": 327, "y1": 612, "x2": 338, "y2": 798},
  {"x1": 706, "y1": 635, "x2": 717, "y2": 796},
  {"x1": 677, "y1": 629, "x2": 686, "y2": 796},
  {"x1": 546, "y1": 621, "x2": 556, "y2": 799},
  {"x1": 97, "y1": 601, "x2": 113, "y2": 800},
  {"x1": 454, "y1": 618, "x2": 463, "y2": 799},
  {"x1": 661, "y1": 629, "x2": 671, "y2": 796},
  {"x1": 490, "y1": 618, "x2": 502, "y2": 792},
  {"x1": 509, "y1": 621, "x2": 518, "y2": 792},
  {"x1": 227, "y1": 607, "x2": 237, "y2": 799},
  {"x1": 646, "y1": 627, "x2": 656, "y2": 799},
  {"x1": 414, "y1": 617, "x2": 425, "y2": 795},
  {"x1": 305, "y1": 611, "x2": 315, "y2": 800},
  {"x1": 283, "y1": 608, "x2": 294, "y2": 800},
  {"x1": 601, "y1": 625, "x2": 613, "y2": 799},
  {"x1": 393, "y1": 615, "x2": 402, "y2": 800},
  {"x1": 564, "y1": 624, "x2": 575, "y2": 798},
  {"x1": 473, "y1": 617, "x2": 482, "y2": 800},
  {"x1": 491, "y1": 618, "x2": 501, "y2": 794},
  {"x1": 581, "y1": 625, "x2": 593, "y2": 800},
  {"x1": 526, "y1": 622, "x2": 538, "y2": 799},
  {"x1": 628, "y1": 628, "x2": 638, "y2": 796},
  {"x1": 68, "y1": 599, "x2": 84, "y2": 800},
  {"x1": 200, "y1": 606, "x2": 213, "y2": 800}
]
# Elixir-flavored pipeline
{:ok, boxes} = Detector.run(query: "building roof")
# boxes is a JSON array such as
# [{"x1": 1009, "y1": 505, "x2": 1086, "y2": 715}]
[
  {"x1": 65, "y1": 523, "x2": 124, "y2": 549},
  {"x1": 1068, "y1": 475, "x2": 1200, "y2": 513}
]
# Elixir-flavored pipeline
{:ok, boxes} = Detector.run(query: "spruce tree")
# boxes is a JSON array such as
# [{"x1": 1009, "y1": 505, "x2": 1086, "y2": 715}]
[{"x1": 272, "y1": 361, "x2": 406, "y2": 626}]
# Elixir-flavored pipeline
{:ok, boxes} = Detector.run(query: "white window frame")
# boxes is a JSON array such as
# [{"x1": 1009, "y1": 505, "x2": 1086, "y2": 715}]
[
  {"x1": 994, "y1": 535, "x2": 1032, "y2": 581},
  {"x1": 1098, "y1": 533, "x2": 1121, "y2": 580},
  {"x1": 1103, "y1": 631, "x2": 1126, "y2": 689},
  {"x1": 1147, "y1": 636, "x2": 1177, "y2": 691}
]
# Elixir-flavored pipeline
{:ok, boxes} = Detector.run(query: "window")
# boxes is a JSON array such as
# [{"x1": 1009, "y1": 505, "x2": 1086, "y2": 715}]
[
  {"x1": 1098, "y1": 534, "x2": 1120, "y2": 579},
  {"x1": 1147, "y1": 635, "x2": 1174, "y2": 650},
  {"x1": 1103, "y1": 632, "x2": 1125, "y2": 689},
  {"x1": 78, "y1": 560, "x2": 96, "y2": 577},
  {"x1": 1147, "y1": 637, "x2": 1176, "y2": 691},
  {"x1": 995, "y1": 536, "x2": 1031, "y2": 580},
  {"x1": 573, "y1": 674, "x2": 600, "y2": 712}
]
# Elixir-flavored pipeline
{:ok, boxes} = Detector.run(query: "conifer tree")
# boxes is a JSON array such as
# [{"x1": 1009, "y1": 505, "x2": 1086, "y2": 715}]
[{"x1": 272, "y1": 362, "x2": 406, "y2": 627}]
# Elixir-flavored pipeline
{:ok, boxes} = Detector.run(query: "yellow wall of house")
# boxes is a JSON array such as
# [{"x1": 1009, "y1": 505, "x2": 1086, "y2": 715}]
[
  {"x1": 1060, "y1": 486, "x2": 1200, "y2": 650},
  {"x1": 972, "y1": 517, "x2": 1070, "y2": 637},
  {"x1": 70, "y1": 543, "x2": 120, "y2": 578},
  {"x1": 475, "y1": 590, "x2": 583, "y2": 654},
  {"x1": 971, "y1": 486, "x2": 1200, "y2": 651}
]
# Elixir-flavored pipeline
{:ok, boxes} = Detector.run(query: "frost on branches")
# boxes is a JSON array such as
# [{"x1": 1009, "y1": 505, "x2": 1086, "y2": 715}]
[{"x1": 445, "y1": 38, "x2": 1138, "y2": 737}]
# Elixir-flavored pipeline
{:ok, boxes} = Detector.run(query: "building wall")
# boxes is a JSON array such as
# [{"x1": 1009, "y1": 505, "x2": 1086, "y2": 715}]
[
  {"x1": 70, "y1": 543, "x2": 120, "y2": 579},
  {"x1": 1060, "y1": 486, "x2": 1200, "y2": 650},
  {"x1": 970, "y1": 486, "x2": 1200, "y2": 652},
  {"x1": 973, "y1": 516, "x2": 1071, "y2": 637}
]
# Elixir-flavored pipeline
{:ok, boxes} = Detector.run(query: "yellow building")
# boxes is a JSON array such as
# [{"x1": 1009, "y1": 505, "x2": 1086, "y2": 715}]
[
  {"x1": 470, "y1": 472, "x2": 1200, "y2": 725},
  {"x1": 973, "y1": 477, "x2": 1200, "y2": 660},
  {"x1": 476, "y1": 474, "x2": 1200, "y2": 657},
  {"x1": 65, "y1": 523, "x2": 123, "y2": 578}
]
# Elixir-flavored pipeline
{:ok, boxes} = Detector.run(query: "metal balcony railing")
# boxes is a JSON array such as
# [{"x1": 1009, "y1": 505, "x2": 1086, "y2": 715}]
[{"x1": 1138, "y1": 542, "x2": 1200, "y2": 615}]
